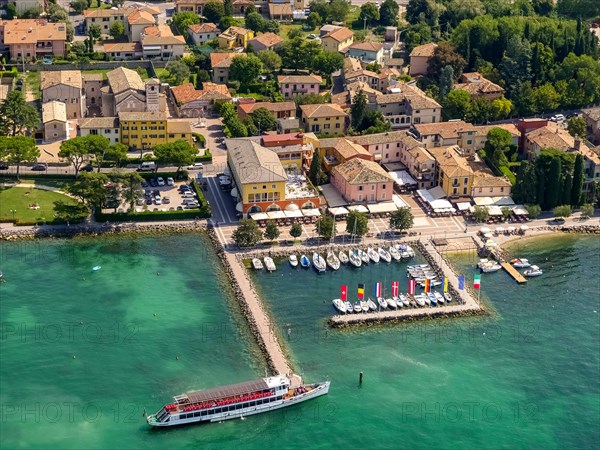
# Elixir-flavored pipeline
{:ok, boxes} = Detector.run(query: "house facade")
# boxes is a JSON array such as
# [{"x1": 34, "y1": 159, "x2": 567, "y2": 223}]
[
  {"x1": 41, "y1": 70, "x2": 85, "y2": 120},
  {"x1": 409, "y1": 42, "x2": 437, "y2": 76},
  {"x1": 218, "y1": 26, "x2": 253, "y2": 49},
  {"x1": 42, "y1": 101, "x2": 67, "y2": 142},
  {"x1": 118, "y1": 111, "x2": 192, "y2": 150},
  {"x1": 372, "y1": 85, "x2": 442, "y2": 129},
  {"x1": 237, "y1": 101, "x2": 296, "y2": 121},
  {"x1": 300, "y1": 103, "x2": 348, "y2": 136},
  {"x1": 277, "y1": 74, "x2": 322, "y2": 99},
  {"x1": 331, "y1": 158, "x2": 394, "y2": 203},
  {"x1": 210, "y1": 52, "x2": 244, "y2": 84},
  {"x1": 347, "y1": 41, "x2": 384, "y2": 64},
  {"x1": 320, "y1": 26, "x2": 354, "y2": 53},
  {"x1": 0, "y1": 19, "x2": 67, "y2": 61},
  {"x1": 188, "y1": 23, "x2": 220, "y2": 45},
  {"x1": 78, "y1": 117, "x2": 120, "y2": 145}
]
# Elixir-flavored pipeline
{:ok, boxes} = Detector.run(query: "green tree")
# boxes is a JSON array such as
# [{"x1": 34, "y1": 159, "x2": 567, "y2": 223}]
[
  {"x1": 172, "y1": 11, "x2": 200, "y2": 33},
  {"x1": 309, "y1": 0, "x2": 330, "y2": 21},
  {"x1": 571, "y1": 153, "x2": 585, "y2": 207},
  {"x1": 567, "y1": 116, "x2": 587, "y2": 139},
  {"x1": 0, "y1": 136, "x2": 39, "y2": 181},
  {"x1": 109, "y1": 20, "x2": 124, "y2": 39},
  {"x1": 166, "y1": 60, "x2": 191, "y2": 85},
  {"x1": 312, "y1": 51, "x2": 344, "y2": 85},
  {"x1": 350, "y1": 89, "x2": 368, "y2": 130},
  {"x1": 204, "y1": 0, "x2": 225, "y2": 24},
  {"x1": 59, "y1": 136, "x2": 92, "y2": 177},
  {"x1": 473, "y1": 205, "x2": 490, "y2": 223},
  {"x1": 66, "y1": 172, "x2": 109, "y2": 213},
  {"x1": 309, "y1": 150, "x2": 326, "y2": 186},
  {"x1": 289, "y1": 222, "x2": 303, "y2": 240},
  {"x1": 513, "y1": 161, "x2": 538, "y2": 204},
  {"x1": 484, "y1": 128, "x2": 512, "y2": 169},
  {"x1": 447, "y1": 0, "x2": 484, "y2": 27},
  {"x1": 442, "y1": 89, "x2": 471, "y2": 120},
  {"x1": 294, "y1": 93, "x2": 330, "y2": 106},
  {"x1": 346, "y1": 211, "x2": 369, "y2": 237},
  {"x1": 379, "y1": 0, "x2": 400, "y2": 26},
  {"x1": 389, "y1": 207, "x2": 414, "y2": 232},
  {"x1": 224, "y1": 0, "x2": 234, "y2": 17},
  {"x1": 251, "y1": 108, "x2": 277, "y2": 132},
  {"x1": 439, "y1": 66, "x2": 454, "y2": 98},
  {"x1": 88, "y1": 23, "x2": 101, "y2": 42},
  {"x1": 71, "y1": 0, "x2": 88, "y2": 14},
  {"x1": 256, "y1": 50, "x2": 282, "y2": 72},
  {"x1": 264, "y1": 220, "x2": 281, "y2": 242},
  {"x1": 277, "y1": 37, "x2": 323, "y2": 72},
  {"x1": 245, "y1": 5, "x2": 257, "y2": 16},
  {"x1": 105, "y1": 143, "x2": 128, "y2": 168},
  {"x1": 0, "y1": 90, "x2": 39, "y2": 137},
  {"x1": 233, "y1": 219, "x2": 263, "y2": 247},
  {"x1": 553, "y1": 204, "x2": 573, "y2": 218},
  {"x1": 545, "y1": 157, "x2": 562, "y2": 210},
  {"x1": 427, "y1": 41, "x2": 466, "y2": 82},
  {"x1": 500, "y1": 35, "x2": 532, "y2": 97},
  {"x1": 153, "y1": 140, "x2": 197, "y2": 173},
  {"x1": 359, "y1": 3, "x2": 380, "y2": 27},
  {"x1": 53, "y1": 201, "x2": 89, "y2": 223},
  {"x1": 580, "y1": 203, "x2": 594, "y2": 218},
  {"x1": 328, "y1": 0, "x2": 350, "y2": 22},
  {"x1": 531, "y1": 83, "x2": 560, "y2": 113},
  {"x1": 229, "y1": 54, "x2": 263, "y2": 86},
  {"x1": 244, "y1": 12, "x2": 265, "y2": 33},
  {"x1": 524, "y1": 204, "x2": 542, "y2": 219},
  {"x1": 120, "y1": 172, "x2": 144, "y2": 212},
  {"x1": 562, "y1": 172, "x2": 573, "y2": 205},
  {"x1": 315, "y1": 214, "x2": 336, "y2": 241},
  {"x1": 307, "y1": 12, "x2": 322, "y2": 29}
]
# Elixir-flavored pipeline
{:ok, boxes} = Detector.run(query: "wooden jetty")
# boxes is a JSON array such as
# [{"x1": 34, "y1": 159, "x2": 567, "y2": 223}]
[{"x1": 500, "y1": 262, "x2": 527, "y2": 284}]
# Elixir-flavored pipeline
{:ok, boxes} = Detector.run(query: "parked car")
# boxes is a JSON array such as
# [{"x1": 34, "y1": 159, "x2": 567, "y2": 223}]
[
  {"x1": 154, "y1": 196, "x2": 162, "y2": 205},
  {"x1": 146, "y1": 197, "x2": 153, "y2": 205},
  {"x1": 550, "y1": 114, "x2": 565, "y2": 122},
  {"x1": 81, "y1": 163, "x2": 94, "y2": 172},
  {"x1": 166, "y1": 177, "x2": 174, "y2": 186},
  {"x1": 181, "y1": 191, "x2": 197, "y2": 198},
  {"x1": 149, "y1": 178, "x2": 158, "y2": 187},
  {"x1": 31, "y1": 163, "x2": 47, "y2": 171},
  {"x1": 163, "y1": 196, "x2": 170, "y2": 204},
  {"x1": 157, "y1": 177, "x2": 165, "y2": 186},
  {"x1": 178, "y1": 185, "x2": 191, "y2": 192},
  {"x1": 307, "y1": 34, "x2": 318, "y2": 39},
  {"x1": 0, "y1": 162, "x2": 9, "y2": 170},
  {"x1": 188, "y1": 162, "x2": 203, "y2": 170}
]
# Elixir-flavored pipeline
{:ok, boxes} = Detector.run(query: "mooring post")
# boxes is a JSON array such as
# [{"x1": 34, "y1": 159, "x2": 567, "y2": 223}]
[{"x1": 359, "y1": 371, "x2": 363, "y2": 384}]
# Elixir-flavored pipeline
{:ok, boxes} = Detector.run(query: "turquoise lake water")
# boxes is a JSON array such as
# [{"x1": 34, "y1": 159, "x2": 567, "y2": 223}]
[{"x1": 1, "y1": 233, "x2": 599, "y2": 449}]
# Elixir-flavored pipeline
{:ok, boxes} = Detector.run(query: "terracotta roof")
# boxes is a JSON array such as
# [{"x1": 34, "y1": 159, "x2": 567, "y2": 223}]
[
  {"x1": 351, "y1": 130, "x2": 416, "y2": 147},
  {"x1": 221, "y1": 26, "x2": 251, "y2": 37},
  {"x1": 226, "y1": 139, "x2": 287, "y2": 184},
  {"x1": 238, "y1": 101, "x2": 296, "y2": 115},
  {"x1": 197, "y1": 82, "x2": 232, "y2": 101},
  {"x1": 249, "y1": 32, "x2": 282, "y2": 48},
  {"x1": 84, "y1": 5, "x2": 159, "y2": 18},
  {"x1": 582, "y1": 107, "x2": 600, "y2": 123},
  {"x1": 127, "y1": 10, "x2": 155, "y2": 25},
  {"x1": 579, "y1": 146, "x2": 600, "y2": 165},
  {"x1": 261, "y1": 132, "x2": 304, "y2": 146},
  {"x1": 268, "y1": 3, "x2": 294, "y2": 17},
  {"x1": 143, "y1": 24, "x2": 173, "y2": 37},
  {"x1": 428, "y1": 145, "x2": 474, "y2": 178},
  {"x1": 323, "y1": 138, "x2": 371, "y2": 160},
  {"x1": 103, "y1": 42, "x2": 142, "y2": 53},
  {"x1": 349, "y1": 41, "x2": 384, "y2": 52},
  {"x1": 41, "y1": 70, "x2": 82, "y2": 90},
  {"x1": 171, "y1": 82, "x2": 231, "y2": 104},
  {"x1": 343, "y1": 57, "x2": 363, "y2": 74},
  {"x1": 142, "y1": 34, "x2": 186, "y2": 45},
  {"x1": 300, "y1": 103, "x2": 348, "y2": 119},
  {"x1": 409, "y1": 43, "x2": 437, "y2": 57},
  {"x1": 188, "y1": 23, "x2": 220, "y2": 34},
  {"x1": 210, "y1": 52, "x2": 243, "y2": 68},
  {"x1": 332, "y1": 158, "x2": 392, "y2": 184},
  {"x1": 323, "y1": 26, "x2": 354, "y2": 42},
  {"x1": 42, "y1": 101, "x2": 66, "y2": 123},
  {"x1": 277, "y1": 74, "x2": 323, "y2": 85},
  {"x1": 414, "y1": 121, "x2": 477, "y2": 140},
  {"x1": 79, "y1": 117, "x2": 119, "y2": 129},
  {"x1": 408, "y1": 145, "x2": 435, "y2": 165},
  {"x1": 375, "y1": 84, "x2": 441, "y2": 109},
  {"x1": 472, "y1": 171, "x2": 512, "y2": 188},
  {"x1": 3, "y1": 19, "x2": 66, "y2": 44},
  {"x1": 107, "y1": 67, "x2": 145, "y2": 94},
  {"x1": 526, "y1": 125, "x2": 585, "y2": 151},
  {"x1": 454, "y1": 72, "x2": 505, "y2": 96},
  {"x1": 81, "y1": 73, "x2": 103, "y2": 82},
  {"x1": 166, "y1": 121, "x2": 192, "y2": 134}
]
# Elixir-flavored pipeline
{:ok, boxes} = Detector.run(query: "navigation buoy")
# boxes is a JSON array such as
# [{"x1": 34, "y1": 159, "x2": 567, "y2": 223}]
[{"x1": 359, "y1": 371, "x2": 363, "y2": 384}]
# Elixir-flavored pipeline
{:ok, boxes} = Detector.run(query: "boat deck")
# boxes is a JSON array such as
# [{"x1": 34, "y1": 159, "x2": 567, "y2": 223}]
[{"x1": 501, "y1": 262, "x2": 527, "y2": 284}]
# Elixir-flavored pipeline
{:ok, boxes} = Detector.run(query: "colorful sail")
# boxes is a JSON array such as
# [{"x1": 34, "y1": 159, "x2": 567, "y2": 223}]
[
  {"x1": 408, "y1": 279, "x2": 415, "y2": 295},
  {"x1": 391, "y1": 281, "x2": 399, "y2": 297},
  {"x1": 458, "y1": 275, "x2": 465, "y2": 290},
  {"x1": 474, "y1": 274, "x2": 481, "y2": 289},
  {"x1": 341, "y1": 285, "x2": 347, "y2": 301},
  {"x1": 358, "y1": 283, "x2": 365, "y2": 299},
  {"x1": 443, "y1": 277, "x2": 449, "y2": 293}
]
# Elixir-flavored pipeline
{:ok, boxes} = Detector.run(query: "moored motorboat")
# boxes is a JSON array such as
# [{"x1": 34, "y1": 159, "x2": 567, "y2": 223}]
[
  {"x1": 389, "y1": 246, "x2": 401, "y2": 261},
  {"x1": 326, "y1": 251, "x2": 341, "y2": 271},
  {"x1": 367, "y1": 247, "x2": 380, "y2": 263},
  {"x1": 423, "y1": 295, "x2": 431, "y2": 306},
  {"x1": 387, "y1": 297, "x2": 397, "y2": 309},
  {"x1": 344, "y1": 300, "x2": 353, "y2": 312},
  {"x1": 312, "y1": 253, "x2": 326, "y2": 272},
  {"x1": 300, "y1": 255, "x2": 311, "y2": 268},
  {"x1": 434, "y1": 291, "x2": 445, "y2": 304},
  {"x1": 511, "y1": 258, "x2": 531, "y2": 268},
  {"x1": 377, "y1": 297, "x2": 388, "y2": 309},
  {"x1": 480, "y1": 261, "x2": 501, "y2": 273},
  {"x1": 378, "y1": 247, "x2": 391, "y2": 263},
  {"x1": 332, "y1": 299, "x2": 347, "y2": 314},
  {"x1": 524, "y1": 265, "x2": 543, "y2": 277},
  {"x1": 428, "y1": 293, "x2": 437, "y2": 306},
  {"x1": 338, "y1": 251, "x2": 349, "y2": 264},
  {"x1": 359, "y1": 249, "x2": 370, "y2": 264},
  {"x1": 360, "y1": 299, "x2": 369, "y2": 313},
  {"x1": 367, "y1": 297, "x2": 377, "y2": 311},
  {"x1": 414, "y1": 294, "x2": 426, "y2": 307},
  {"x1": 353, "y1": 302, "x2": 362, "y2": 313},
  {"x1": 349, "y1": 249, "x2": 362, "y2": 267},
  {"x1": 400, "y1": 294, "x2": 410, "y2": 307},
  {"x1": 289, "y1": 255, "x2": 298, "y2": 268},
  {"x1": 444, "y1": 293, "x2": 453, "y2": 303},
  {"x1": 252, "y1": 258, "x2": 264, "y2": 270},
  {"x1": 264, "y1": 257, "x2": 276, "y2": 272}
]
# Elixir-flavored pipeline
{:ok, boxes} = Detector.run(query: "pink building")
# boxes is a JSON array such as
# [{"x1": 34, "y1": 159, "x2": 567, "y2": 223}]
[
  {"x1": 277, "y1": 74, "x2": 322, "y2": 99},
  {"x1": 331, "y1": 158, "x2": 394, "y2": 203}
]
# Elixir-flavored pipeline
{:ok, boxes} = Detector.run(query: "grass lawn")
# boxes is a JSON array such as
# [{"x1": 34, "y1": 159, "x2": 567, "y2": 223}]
[
  {"x1": 82, "y1": 67, "x2": 152, "y2": 81},
  {"x1": 0, "y1": 187, "x2": 78, "y2": 224},
  {"x1": 21, "y1": 71, "x2": 41, "y2": 100},
  {"x1": 280, "y1": 23, "x2": 307, "y2": 39}
]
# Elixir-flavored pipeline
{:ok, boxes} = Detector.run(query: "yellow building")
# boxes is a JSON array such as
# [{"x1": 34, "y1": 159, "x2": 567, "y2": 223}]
[
  {"x1": 429, "y1": 145, "x2": 474, "y2": 198},
  {"x1": 321, "y1": 26, "x2": 354, "y2": 53},
  {"x1": 118, "y1": 112, "x2": 192, "y2": 150},
  {"x1": 299, "y1": 104, "x2": 348, "y2": 137},
  {"x1": 218, "y1": 26, "x2": 254, "y2": 49}
]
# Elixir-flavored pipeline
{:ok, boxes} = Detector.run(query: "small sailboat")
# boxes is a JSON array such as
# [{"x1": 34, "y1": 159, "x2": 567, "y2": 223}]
[
  {"x1": 367, "y1": 247, "x2": 380, "y2": 263},
  {"x1": 378, "y1": 247, "x2": 391, "y2": 263},
  {"x1": 312, "y1": 253, "x2": 326, "y2": 272},
  {"x1": 288, "y1": 255, "x2": 298, "y2": 268},
  {"x1": 300, "y1": 254, "x2": 311, "y2": 268},
  {"x1": 359, "y1": 249, "x2": 370, "y2": 264},
  {"x1": 389, "y1": 246, "x2": 401, "y2": 261},
  {"x1": 349, "y1": 249, "x2": 362, "y2": 267},
  {"x1": 326, "y1": 251, "x2": 340, "y2": 271},
  {"x1": 264, "y1": 257, "x2": 276, "y2": 272},
  {"x1": 338, "y1": 250, "x2": 349, "y2": 264},
  {"x1": 367, "y1": 297, "x2": 377, "y2": 311},
  {"x1": 511, "y1": 258, "x2": 531, "y2": 268},
  {"x1": 377, "y1": 297, "x2": 388, "y2": 309},
  {"x1": 332, "y1": 299, "x2": 346, "y2": 314},
  {"x1": 252, "y1": 258, "x2": 263, "y2": 270},
  {"x1": 524, "y1": 265, "x2": 543, "y2": 277}
]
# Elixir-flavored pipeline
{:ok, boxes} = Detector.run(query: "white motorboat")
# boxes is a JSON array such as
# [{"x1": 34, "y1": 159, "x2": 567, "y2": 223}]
[
  {"x1": 353, "y1": 302, "x2": 362, "y2": 313},
  {"x1": 423, "y1": 295, "x2": 431, "y2": 306},
  {"x1": 288, "y1": 255, "x2": 298, "y2": 268},
  {"x1": 387, "y1": 297, "x2": 397, "y2": 309},
  {"x1": 332, "y1": 299, "x2": 346, "y2": 314},
  {"x1": 349, "y1": 249, "x2": 362, "y2": 267},
  {"x1": 367, "y1": 247, "x2": 380, "y2": 263},
  {"x1": 344, "y1": 300, "x2": 353, "y2": 312},
  {"x1": 428, "y1": 293, "x2": 437, "y2": 306},
  {"x1": 414, "y1": 294, "x2": 426, "y2": 307},
  {"x1": 378, "y1": 247, "x2": 391, "y2": 263},
  {"x1": 312, "y1": 253, "x2": 326, "y2": 272},
  {"x1": 359, "y1": 249, "x2": 370, "y2": 264},
  {"x1": 252, "y1": 258, "x2": 263, "y2": 270},
  {"x1": 338, "y1": 251, "x2": 349, "y2": 264},
  {"x1": 367, "y1": 298, "x2": 377, "y2": 311},
  {"x1": 399, "y1": 244, "x2": 415, "y2": 259},
  {"x1": 264, "y1": 257, "x2": 276, "y2": 272},
  {"x1": 524, "y1": 265, "x2": 543, "y2": 277},
  {"x1": 326, "y1": 251, "x2": 341, "y2": 271},
  {"x1": 377, "y1": 297, "x2": 388, "y2": 309},
  {"x1": 300, "y1": 254, "x2": 311, "y2": 268},
  {"x1": 389, "y1": 246, "x2": 401, "y2": 261},
  {"x1": 511, "y1": 258, "x2": 531, "y2": 268},
  {"x1": 480, "y1": 261, "x2": 501, "y2": 273},
  {"x1": 444, "y1": 293, "x2": 453, "y2": 303},
  {"x1": 360, "y1": 300, "x2": 369, "y2": 313},
  {"x1": 399, "y1": 294, "x2": 410, "y2": 307},
  {"x1": 434, "y1": 292, "x2": 445, "y2": 304}
]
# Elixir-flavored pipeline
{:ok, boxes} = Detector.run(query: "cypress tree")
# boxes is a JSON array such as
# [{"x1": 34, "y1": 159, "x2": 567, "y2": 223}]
[
  {"x1": 531, "y1": 43, "x2": 541, "y2": 86},
  {"x1": 536, "y1": 161, "x2": 546, "y2": 208},
  {"x1": 545, "y1": 157, "x2": 562, "y2": 209},
  {"x1": 571, "y1": 154, "x2": 585, "y2": 206},
  {"x1": 309, "y1": 150, "x2": 323, "y2": 187},
  {"x1": 562, "y1": 173, "x2": 573, "y2": 205}
]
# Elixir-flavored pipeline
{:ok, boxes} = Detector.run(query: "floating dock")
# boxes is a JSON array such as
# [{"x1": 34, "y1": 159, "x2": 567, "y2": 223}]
[{"x1": 500, "y1": 262, "x2": 527, "y2": 284}]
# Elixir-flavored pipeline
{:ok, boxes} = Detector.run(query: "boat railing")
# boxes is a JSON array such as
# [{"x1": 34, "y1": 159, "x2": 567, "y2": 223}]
[{"x1": 181, "y1": 390, "x2": 275, "y2": 413}]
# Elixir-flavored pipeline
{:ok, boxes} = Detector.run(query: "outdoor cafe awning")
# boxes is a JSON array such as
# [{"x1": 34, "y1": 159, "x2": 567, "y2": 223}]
[
  {"x1": 250, "y1": 212, "x2": 268, "y2": 221},
  {"x1": 348, "y1": 205, "x2": 369, "y2": 213},
  {"x1": 302, "y1": 208, "x2": 321, "y2": 217},
  {"x1": 456, "y1": 202, "x2": 472, "y2": 211},
  {"x1": 368, "y1": 202, "x2": 398, "y2": 214},
  {"x1": 392, "y1": 195, "x2": 409, "y2": 208},
  {"x1": 329, "y1": 206, "x2": 349, "y2": 216},
  {"x1": 487, "y1": 205, "x2": 503, "y2": 216},
  {"x1": 284, "y1": 210, "x2": 303, "y2": 218},
  {"x1": 512, "y1": 205, "x2": 529, "y2": 215},
  {"x1": 266, "y1": 211, "x2": 286, "y2": 219}
]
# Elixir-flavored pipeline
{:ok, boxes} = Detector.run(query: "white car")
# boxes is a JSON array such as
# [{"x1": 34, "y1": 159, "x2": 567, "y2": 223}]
[
  {"x1": 157, "y1": 177, "x2": 165, "y2": 186},
  {"x1": 166, "y1": 177, "x2": 174, "y2": 186},
  {"x1": 550, "y1": 114, "x2": 565, "y2": 122},
  {"x1": 188, "y1": 163, "x2": 203, "y2": 170}
]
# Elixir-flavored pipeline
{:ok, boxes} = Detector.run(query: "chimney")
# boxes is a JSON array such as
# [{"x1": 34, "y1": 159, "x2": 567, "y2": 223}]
[{"x1": 574, "y1": 138, "x2": 582, "y2": 151}]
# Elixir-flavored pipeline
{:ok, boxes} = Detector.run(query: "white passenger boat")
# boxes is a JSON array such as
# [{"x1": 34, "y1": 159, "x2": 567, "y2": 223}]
[
  {"x1": 367, "y1": 247, "x2": 380, "y2": 263},
  {"x1": 524, "y1": 265, "x2": 543, "y2": 277},
  {"x1": 332, "y1": 299, "x2": 347, "y2": 314},
  {"x1": 147, "y1": 375, "x2": 330, "y2": 427},
  {"x1": 326, "y1": 251, "x2": 341, "y2": 271},
  {"x1": 338, "y1": 251, "x2": 349, "y2": 264},
  {"x1": 389, "y1": 246, "x2": 401, "y2": 261},
  {"x1": 387, "y1": 297, "x2": 397, "y2": 309},
  {"x1": 359, "y1": 249, "x2": 370, "y2": 264},
  {"x1": 349, "y1": 249, "x2": 362, "y2": 267},
  {"x1": 312, "y1": 253, "x2": 326, "y2": 272},
  {"x1": 378, "y1": 247, "x2": 392, "y2": 263},
  {"x1": 377, "y1": 297, "x2": 388, "y2": 309},
  {"x1": 264, "y1": 257, "x2": 276, "y2": 272},
  {"x1": 423, "y1": 295, "x2": 431, "y2": 306},
  {"x1": 511, "y1": 258, "x2": 531, "y2": 268},
  {"x1": 479, "y1": 260, "x2": 501, "y2": 272},
  {"x1": 428, "y1": 293, "x2": 437, "y2": 306},
  {"x1": 367, "y1": 298, "x2": 377, "y2": 311},
  {"x1": 288, "y1": 255, "x2": 298, "y2": 268},
  {"x1": 252, "y1": 258, "x2": 264, "y2": 270}
]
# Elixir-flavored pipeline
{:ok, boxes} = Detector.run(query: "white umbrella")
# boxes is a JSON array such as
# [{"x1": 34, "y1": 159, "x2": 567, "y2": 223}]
[
  {"x1": 520, "y1": 225, "x2": 529, "y2": 231},
  {"x1": 480, "y1": 227, "x2": 491, "y2": 234},
  {"x1": 236, "y1": 202, "x2": 243, "y2": 212},
  {"x1": 486, "y1": 241, "x2": 497, "y2": 247},
  {"x1": 230, "y1": 187, "x2": 239, "y2": 198},
  {"x1": 507, "y1": 226, "x2": 516, "y2": 231},
  {"x1": 495, "y1": 226, "x2": 505, "y2": 233},
  {"x1": 483, "y1": 233, "x2": 493, "y2": 239}
]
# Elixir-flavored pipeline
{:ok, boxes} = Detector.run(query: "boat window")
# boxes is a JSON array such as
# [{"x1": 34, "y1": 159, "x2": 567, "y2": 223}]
[
  {"x1": 236, "y1": 403, "x2": 243, "y2": 410},
  {"x1": 201, "y1": 411, "x2": 207, "y2": 416},
  {"x1": 194, "y1": 412, "x2": 200, "y2": 417},
  {"x1": 215, "y1": 408, "x2": 222, "y2": 414},
  {"x1": 250, "y1": 401, "x2": 256, "y2": 407}
]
